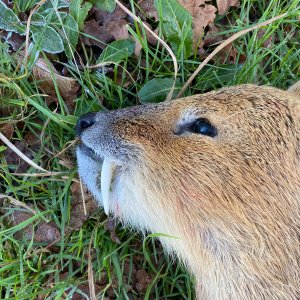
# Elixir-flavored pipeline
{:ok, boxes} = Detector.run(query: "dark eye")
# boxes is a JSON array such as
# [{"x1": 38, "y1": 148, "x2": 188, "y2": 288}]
[{"x1": 189, "y1": 118, "x2": 217, "y2": 137}]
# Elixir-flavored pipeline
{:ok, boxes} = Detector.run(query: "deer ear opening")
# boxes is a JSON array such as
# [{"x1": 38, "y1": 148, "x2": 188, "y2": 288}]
[{"x1": 288, "y1": 80, "x2": 300, "y2": 96}]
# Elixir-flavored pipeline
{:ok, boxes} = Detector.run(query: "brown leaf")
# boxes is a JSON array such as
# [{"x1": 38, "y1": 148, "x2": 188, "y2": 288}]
[
  {"x1": 216, "y1": 0, "x2": 240, "y2": 16},
  {"x1": 135, "y1": 40, "x2": 143, "y2": 56},
  {"x1": 24, "y1": 131, "x2": 42, "y2": 149},
  {"x1": 32, "y1": 58, "x2": 80, "y2": 112},
  {"x1": 107, "y1": 19, "x2": 129, "y2": 41},
  {"x1": 201, "y1": 24, "x2": 246, "y2": 64},
  {"x1": 7, "y1": 32, "x2": 26, "y2": 51},
  {"x1": 135, "y1": 269, "x2": 152, "y2": 293},
  {"x1": 178, "y1": 0, "x2": 217, "y2": 46},
  {"x1": 69, "y1": 182, "x2": 98, "y2": 230},
  {"x1": 203, "y1": 23, "x2": 224, "y2": 46},
  {"x1": 34, "y1": 222, "x2": 61, "y2": 243},
  {"x1": 83, "y1": 6, "x2": 129, "y2": 49},
  {"x1": 216, "y1": 43, "x2": 238, "y2": 63},
  {"x1": 257, "y1": 29, "x2": 274, "y2": 48},
  {"x1": 4, "y1": 140, "x2": 33, "y2": 173},
  {"x1": 3, "y1": 125, "x2": 42, "y2": 173},
  {"x1": 141, "y1": 21, "x2": 159, "y2": 46},
  {"x1": 7, "y1": 207, "x2": 61, "y2": 243},
  {"x1": 104, "y1": 218, "x2": 121, "y2": 244},
  {"x1": 2, "y1": 0, "x2": 13, "y2": 9},
  {"x1": 0, "y1": 123, "x2": 14, "y2": 145},
  {"x1": 11, "y1": 210, "x2": 35, "y2": 240},
  {"x1": 137, "y1": 0, "x2": 159, "y2": 21}
]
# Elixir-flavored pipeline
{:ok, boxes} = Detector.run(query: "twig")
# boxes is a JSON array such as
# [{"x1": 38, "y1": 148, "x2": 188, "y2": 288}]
[
  {"x1": 79, "y1": 177, "x2": 88, "y2": 216},
  {"x1": 88, "y1": 229, "x2": 97, "y2": 300}
]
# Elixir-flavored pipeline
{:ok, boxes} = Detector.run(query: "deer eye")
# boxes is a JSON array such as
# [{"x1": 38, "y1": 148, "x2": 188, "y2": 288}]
[{"x1": 189, "y1": 118, "x2": 217, "y2": 137}]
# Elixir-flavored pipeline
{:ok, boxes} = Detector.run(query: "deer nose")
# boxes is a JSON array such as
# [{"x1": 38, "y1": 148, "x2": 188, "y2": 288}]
[{"x1": 75, "y1": 112, "x2": 97, "y2": 136}]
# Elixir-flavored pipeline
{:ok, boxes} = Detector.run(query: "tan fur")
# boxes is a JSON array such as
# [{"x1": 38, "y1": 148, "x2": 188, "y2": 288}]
[
  {"x1": 77, "y1": 83, "x2": 300, "y2": 299},
  {"x1": 289, "y1": 80, "x2": 300, "y2": 95}
]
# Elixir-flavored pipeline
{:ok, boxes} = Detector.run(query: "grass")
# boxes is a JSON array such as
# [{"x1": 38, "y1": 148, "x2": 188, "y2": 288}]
[{"x1": 0, "y1": 0, "x2": 299, "y2": 299}]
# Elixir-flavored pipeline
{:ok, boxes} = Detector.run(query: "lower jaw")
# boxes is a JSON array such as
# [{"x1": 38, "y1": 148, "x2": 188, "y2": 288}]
[{"x1": 78, "y1": 143, "x2": 103, "y2": 163}]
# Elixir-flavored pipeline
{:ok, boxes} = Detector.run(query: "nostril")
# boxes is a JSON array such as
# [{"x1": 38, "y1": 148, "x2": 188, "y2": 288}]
[
  {"x1": 76, "y1": 112, "x2": 97, "y2": 136},
  {"x1": 80, "y1": 118, "x2": 95, "y2": 130}
]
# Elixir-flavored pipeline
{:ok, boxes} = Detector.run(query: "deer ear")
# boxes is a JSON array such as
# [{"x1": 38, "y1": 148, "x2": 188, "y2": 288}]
[{"x1": 288, "y1": 81, "x2": 300, "y2": 97}]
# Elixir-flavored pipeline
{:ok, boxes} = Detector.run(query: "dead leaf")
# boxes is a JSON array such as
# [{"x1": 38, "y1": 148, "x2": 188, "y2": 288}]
[
  {"x1": 24, "y1": 131, "x2": 42, "y2": 149},
  {"x1": 104, "y1": 218, "x2": 121, "y2": 244},
  {"x1": 178, "y1": 0, "x2": 217, "y2": 47},
  {"x1": 0, "y1": 123, "x2": 14, "y2": 145},
  {"x1": 135, "y1": 39, "x2": 143, "y2": 56},
  {"x1": 3, "y1": 126, "x2": 42, "y2": 173},
  {"x1": 6, "y1": 206, "x2": 61, "y2": 243},
  {"x1": 216, "y1": 43, "x2": 238, "y2": 63},
  {"x1": 203, "y1": 23, "x2": 224, "y2": 46},
  {"x1": 34, "y1": 222, "x2": 61, "y2": 243},
  {"x1": 216, "y1": 0, "x2": 240, "y2": 16},
  {"x1": 2, "y1": 0, "x2": 13, "y2": 9},
  {"x1": 4, "y1": 140, "x2": 33, "y2": 173},
  {"x1": 11, "y1": 210, "x2": 35, "y2": 240},
  {"x1": 137, "y1": 0, "x2": 159, "y2": 21},
  {"x1": 83, "y1": 5, "x2": 129, "y2": 49},
  {"x1": 201, "y1": 24, "x2": 246, "y2": 64},
  {"x1": 135, "y1": 269, "x2": 152, "y2": 293},
  {"x1": 32, "y1": 57, "x2": 80, "y2": 112},
  {"x1": 7, "y1": 32, "x2": 26, "y2": 51},
  {"x1": 141, "y1": 21, "x2": 159, "y2": 46},
  {"x1": 257, "y1": 29, "x2": 273, "y2": 48},
  {"x1": 69, "y1": 182, "x2": 98, "y2": 230},
  {"x1": 82, "y1": 4, "x2": 158, "y2": 64}
]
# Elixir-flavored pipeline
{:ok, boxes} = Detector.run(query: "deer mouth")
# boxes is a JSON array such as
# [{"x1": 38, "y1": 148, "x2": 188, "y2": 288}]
[{"x1": 77, "y1": 143, "x2": 117, "y2": 215}]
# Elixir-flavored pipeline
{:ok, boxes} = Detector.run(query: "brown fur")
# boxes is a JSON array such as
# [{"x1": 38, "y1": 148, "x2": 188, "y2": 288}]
[{"x1": 77, "y1": 83, "x2": 300, "y2": 299}]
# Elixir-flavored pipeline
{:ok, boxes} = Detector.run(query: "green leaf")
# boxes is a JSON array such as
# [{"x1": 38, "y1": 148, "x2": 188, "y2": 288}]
[
  {"x1": 90, "y1": 0, "x2": 116, "y2": 13},
  {"x1": 0, "y1": 1, "x2": 26, "y2": 35},
  {"x1": 195, "y1": 64, "x2": 243, "y2": 91},
  {"x1": 138, "y1": 78, "x2": 183, "y2": 103},
  {"x1": 61, "y1": 14, "x2": 79, "y2": 59},
  {"x1": 13, "y1": 0, "x2": 40, "y2": 12},
  {"x1": 98, "y1": 39, "x2": 135, "y2": 63},
  {"x1": 0, "y1": 146, "x2": 7, "y2": 153},
  {"x1": 154, "y1": 0, "x2": 193, "y2": 58},
  {"x1": 46, "y1": 12, "x2": 68, "y2": 25},
  {"x1": 31, "y1": 26, "x2": 64, "y2": 54},
  {"x1": 32, "y1": 12, "x2": 68, "y2": 28},
  {"x1": 31, "y1": 13, "x2": 47, "y2": 26},
  {"x1": 37, "y1": 0, "x2": 69, "y2": 14},
  {"x1": 70, "y1": 0, "x2": 93, "y2": 30},
  {"x1": 14, "y1": 0, "x2": 40, "y2": 12}
]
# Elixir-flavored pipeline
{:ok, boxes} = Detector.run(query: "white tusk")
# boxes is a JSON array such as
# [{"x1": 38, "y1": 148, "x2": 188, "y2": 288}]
[{"x1": 101, "y1": 159, "x2": 116, "y2": 215}]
